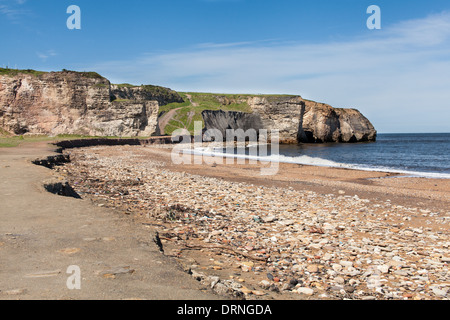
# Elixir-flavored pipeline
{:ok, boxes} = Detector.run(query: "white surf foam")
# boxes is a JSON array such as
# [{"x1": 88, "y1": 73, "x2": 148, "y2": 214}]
[{"x1": 181, "y1": 147, "x2": 450, "y2": 179}]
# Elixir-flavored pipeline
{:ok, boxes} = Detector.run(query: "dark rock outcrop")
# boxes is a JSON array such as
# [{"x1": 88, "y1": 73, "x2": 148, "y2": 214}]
[{"x1": 202, "y1": 110, "x2": 264, "y2": 142}]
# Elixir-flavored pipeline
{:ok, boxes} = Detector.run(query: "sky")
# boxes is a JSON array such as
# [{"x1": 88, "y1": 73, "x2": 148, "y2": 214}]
[{"x1": 1, "y1": 0, "x2": 450, "y2": 133}]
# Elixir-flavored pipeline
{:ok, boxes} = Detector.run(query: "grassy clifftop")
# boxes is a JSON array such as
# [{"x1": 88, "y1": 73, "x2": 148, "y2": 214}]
[
  {"x1": 159, "y1": 92, "x2": 299, "y2": 135},
  {"x1": 0, "y1": 68, "x2": 47, "y2": 77},
  {"x1": 0, "y1": 68, "x2": 107, "y2": 79},
  {"x1": 158, "y1": 92, "x2": 254, "y2": 135}
]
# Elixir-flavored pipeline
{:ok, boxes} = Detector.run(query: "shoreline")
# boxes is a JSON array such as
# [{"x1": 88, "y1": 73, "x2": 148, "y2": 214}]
[
  {"x1": 179, "y1": 144, "x2": 450, "y2": 180},
  {"x1": 157, "y1": 144, "x2": 449, "y2": 212},
  {"x1": 57, "y1": 144, "x2": 449, "y2": 300}
]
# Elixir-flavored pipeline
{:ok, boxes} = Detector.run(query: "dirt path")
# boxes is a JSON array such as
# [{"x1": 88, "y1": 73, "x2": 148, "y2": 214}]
[
  {"x1": 158, "y1": 108, "x2": 182, "y2": 135},
  {"x1": 0, "y1": 142, "x2": 220, "y2": 300},
  {"x1": 185, "y1": 94, "x2": 199, "y2": 107}
]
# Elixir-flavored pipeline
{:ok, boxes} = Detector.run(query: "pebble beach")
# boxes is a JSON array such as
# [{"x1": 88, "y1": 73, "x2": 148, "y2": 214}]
[{"x1": 57, "y1": 144, "x2": 450, "y2": 300}]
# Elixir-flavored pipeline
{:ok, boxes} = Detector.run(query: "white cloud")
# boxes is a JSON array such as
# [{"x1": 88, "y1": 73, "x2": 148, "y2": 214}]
[
  {"x1": 90, "y1": 12, "x2": 450, "y2": 133},
  {"x1": 0, "y1": 0, "x2": 28, "y2": 21},
  {"x1": 37, "y1": 50, "x2": 57, "y2": 61}
]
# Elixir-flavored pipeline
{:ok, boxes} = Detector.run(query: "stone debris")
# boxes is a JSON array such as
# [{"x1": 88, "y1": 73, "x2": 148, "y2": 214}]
[
  {"x1": 98, "y1": 266, "x2": 135, "y2": 279},
  {"x1": 24, "y1": 270, "x2": 62, "y2": 278},
  {"x1": 58, "y1": 146, "x2": 450, "y2": 300}
]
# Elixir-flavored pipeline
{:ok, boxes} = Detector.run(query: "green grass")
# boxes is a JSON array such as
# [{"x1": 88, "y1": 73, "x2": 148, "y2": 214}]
[
  {"x1": 112, "y1": 99, "x2": 131, "y2": 103},
  {"x1": 114, "y1": 83, "x2": 136, "y2": 88},
  {"x1": 159, "y1": 92, "x2": 256, "y2": 135},
  {"x1": 0, "y1": 68, "x2": 47, "y2": 77},
  {"x1": 62, "y1": 69, "x2": 105, "y2": 79},
  {"x1": 113, "y1": 83, "x2": 179, "y2": 96},
  {"x1": 80, "y1": 72, "x2": 104, "y2": 79},
  {"x1": 0, "y1": 68, "x2": 107, "y2": 80},
  {"x1": 158, "y1": 92, "x2": 302, "y2": 136},
  {"x1": 0, "y1": 135, "x2": 52, "y2": 148},
  {"x1": 0, "y1": 134, "x2": 151, "y2": 148}
]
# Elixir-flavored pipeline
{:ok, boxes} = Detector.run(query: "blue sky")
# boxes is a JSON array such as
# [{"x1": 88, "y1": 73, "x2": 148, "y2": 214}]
[{"x1": 1, "y1": 0, "x2": 450, "y2": 133}]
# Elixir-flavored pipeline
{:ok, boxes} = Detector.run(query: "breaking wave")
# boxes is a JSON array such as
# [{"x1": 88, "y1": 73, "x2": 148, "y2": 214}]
[{"x1": 182, "y1": 147, "x2": 450, "y2": 179}]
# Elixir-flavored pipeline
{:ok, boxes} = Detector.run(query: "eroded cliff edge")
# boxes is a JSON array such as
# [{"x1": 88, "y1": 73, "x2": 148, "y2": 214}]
[
  {"x1": 0, "y1": 69, "x2": 376, "y2": 143},
  {"x1": 204, "y1": 96, "x2": 377, "y2": 143},
  {"x1": 0, "y1": 69, "x2": 181, "y2": 137}
]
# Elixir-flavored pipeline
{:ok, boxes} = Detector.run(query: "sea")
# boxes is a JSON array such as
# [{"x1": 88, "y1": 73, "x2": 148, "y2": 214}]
[{"x1": 189, "y1": 133, "x2": 450, "y2": 179}]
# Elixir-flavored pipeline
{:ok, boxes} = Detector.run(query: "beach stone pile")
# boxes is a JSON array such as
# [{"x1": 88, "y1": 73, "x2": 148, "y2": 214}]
[{"x1": 58, "y1": 146, "x2": 449, "y2": 300}]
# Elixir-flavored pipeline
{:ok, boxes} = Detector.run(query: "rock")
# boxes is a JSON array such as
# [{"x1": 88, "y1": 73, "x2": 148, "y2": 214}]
[
  {"x1": 344, "y1": 285, "x2": 355, "y2": 293},
  {"x1": 58, "y1": 248, "x2": 81, "y2": 255},
  {"x1": 377, "y1": 265, "x2": 390, "y2": 274},
  {"x1": 340, "y1": 261, "x2": 353, "y2": 268},
  {"x1": 209, "y1": 276, "x2": 220, "y2": 288},
  {"x1": 300, "y1": 102, "x2": 377, "y2": 143},
  {"x1": 334, "y1": 276, "x2": 345, "y2": 284},
  {"x1": 322, "y1": 253, "x2": 333, "y2": 261},
  {"x1": 247, "y1": 96, "x2": 376, "y2": 144},
  {"x1": 307, "y1": 264, "x2": 320, "y2": 273},
  {"x1": 297, "y1": 287, "x2": 314, "y2": 296},
  {"x1": 99, "y1": 266, "x2": 135, "y2": 278},
  {"x1": 24, "y1": 270, "x2": 62, "y2": 278},
  {"x1": 3, "y1": 289, "x2": 27, "y2": 296},
  {"x1": 239, "y1": 286, "x2": 253, "y2": 295},
  {"x1": 191, "y1": 270, "x2": 206, "y2": 282},
  {"x1": 0, "y1": 70, "x2": 181, "y2": 137},
  {"x1": 332, "y1": 264, "x2": 343, "y2": 272},
  {"x1": 366, "y1": 275, "x2": 382, "y2": 290},
  {"x1": 60, "y1": 145, "x2": 449, "y2": 301},
  {"x1": 202, "y1": 110, "x2": 264, "y2": 142},
  {"x1": 213, "y1": 283, "x2": 232, "y2": 296},
  {"x1": 259, "y1": 280, "x2": 271, "y2": 289},
  {"x1": 432, "y1": 287, "x2": 448, "y2": 298},
  {"x1": 281, "y1": 283, "x2": 295, "y2": 291},
  {"x1": 262, "y1": 215, "x2": 277, "y2": 223},
  {"x1": 290, "y1": 279, "x2": 300, "y2": 286}
]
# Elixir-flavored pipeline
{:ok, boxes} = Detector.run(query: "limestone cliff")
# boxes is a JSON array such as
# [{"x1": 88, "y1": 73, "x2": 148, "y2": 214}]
[
  {"x1": 0, "y1": 68, "x2": 376, "y2": 143},
  {"x1": 0, "y1": 69, "x2": 181, "y2": 137},
  {"x1": 203, "y1": 96, "x2": 377, "y2": 143},
  {"x1": 110, "y1": 84, "x2": 184, "y2": 106},
  {"x1": 301, "y1": 100, "x2": 377, "y2": 143}
]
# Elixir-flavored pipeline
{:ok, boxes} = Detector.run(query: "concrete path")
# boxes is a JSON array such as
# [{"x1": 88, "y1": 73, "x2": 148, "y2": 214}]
[{"x1": 0, "y1": 142, "x2": 220, "y2": 300}]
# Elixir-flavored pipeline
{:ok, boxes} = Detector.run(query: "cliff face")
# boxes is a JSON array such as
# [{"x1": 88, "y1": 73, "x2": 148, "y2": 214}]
[
  {"x1": 0, "y1": 69, "x2": 376, "y2": 143},
  {"x1": 0, "y1": 70, "x2": 179, "y2": 137},
  {"x1": 247, "y1": 96, "x2": 305, "y2": 144},
  {"x1": 110, "y1": 84, "x2": 184, "y2": 106},
  {"x1": 301, "y1": 101, "x2": 377, "y2": 143},
  {"x1": 203, "y1": 96, "x2": 377, "y2": 143}
]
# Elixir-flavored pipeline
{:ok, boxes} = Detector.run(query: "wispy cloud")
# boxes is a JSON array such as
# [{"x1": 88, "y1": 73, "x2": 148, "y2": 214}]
[
  {"x1": 37, "y1": 49, "x2": 58, "y2": 61},
  {"x1": 90, "y1": 11, "x2": 450, "y2": 132},
  {"x1": 0, "y1": 0, "x2": 29, "y2": 22}
]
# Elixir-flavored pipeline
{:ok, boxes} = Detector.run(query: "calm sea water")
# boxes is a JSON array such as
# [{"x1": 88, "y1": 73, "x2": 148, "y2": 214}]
[{"x1": 214, "y1": 133, "x2": 450, "y2": 178}]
